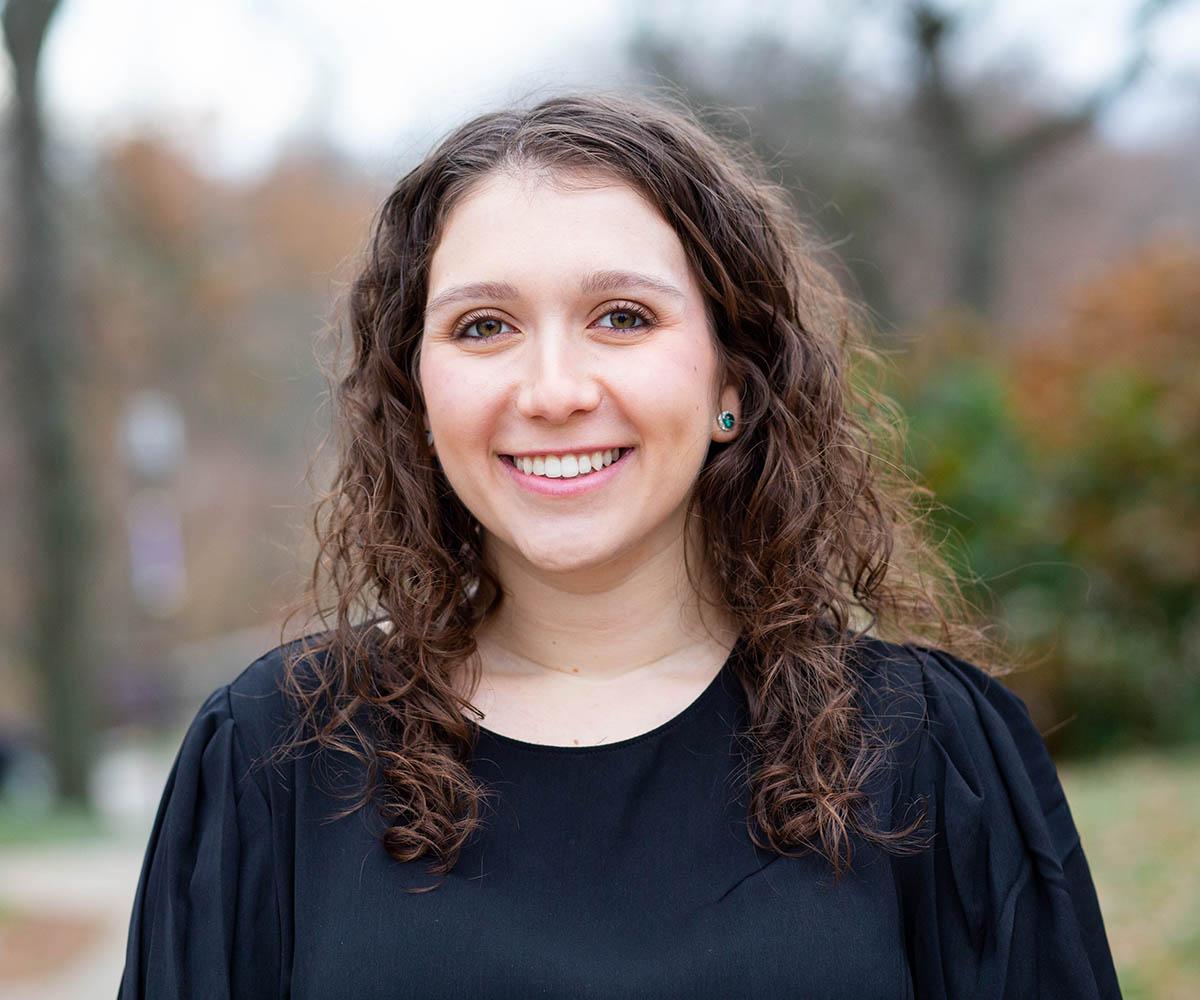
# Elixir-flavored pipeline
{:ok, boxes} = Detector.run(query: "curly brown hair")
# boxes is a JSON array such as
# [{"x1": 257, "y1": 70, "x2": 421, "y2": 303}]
[{"x1": 267, "y1": 88, "x2": 1010, "y2": 891}]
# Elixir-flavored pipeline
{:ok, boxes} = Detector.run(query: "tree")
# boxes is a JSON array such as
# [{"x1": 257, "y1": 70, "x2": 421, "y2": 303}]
[
  {"x1": 2, "y1": 0, "x2": 96, "y2": 808},
  {"x1": 623, "y1": 0, "x2": 1189, "y2": 324},
  {"x1": 906, "y1": 0, "x2": 1179, "y2": 315}
]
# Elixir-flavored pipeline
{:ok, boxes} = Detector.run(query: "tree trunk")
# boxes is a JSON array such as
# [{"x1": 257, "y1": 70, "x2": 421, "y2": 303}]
[
  {"x1": 3, "y1": 0, "x2": 96, "y2": 808},
  {"x1": 956, "y1": 165, "x2": 1008, "y2": 317}
]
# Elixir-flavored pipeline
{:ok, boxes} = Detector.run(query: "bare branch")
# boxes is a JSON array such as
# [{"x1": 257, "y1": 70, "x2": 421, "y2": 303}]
[
  {"x1": 909, "y1": 2, "x2": 983, "y2": 175},
  {"x1": 993, "y1": 0, "x2": 1180, "y2": 170}
]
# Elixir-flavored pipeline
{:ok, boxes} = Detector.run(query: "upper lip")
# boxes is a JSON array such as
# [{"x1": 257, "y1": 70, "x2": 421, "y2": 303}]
[{"x1": 501, "y1": 445, "x2": 634, "y2": 458}]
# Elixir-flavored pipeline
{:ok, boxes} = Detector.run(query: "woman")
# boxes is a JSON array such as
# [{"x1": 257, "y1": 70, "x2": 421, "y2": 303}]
[{"x1": 118, "y1": 91, "x2": 1122, "y2": 998}]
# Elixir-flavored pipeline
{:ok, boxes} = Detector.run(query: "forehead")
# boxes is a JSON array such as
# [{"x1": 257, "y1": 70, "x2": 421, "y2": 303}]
[{"x1": 427, "y1": 169, "x2": 695, "y2": 290}]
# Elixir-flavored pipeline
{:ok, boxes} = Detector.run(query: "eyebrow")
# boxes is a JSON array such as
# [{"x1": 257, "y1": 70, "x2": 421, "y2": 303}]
[{"x1": 424, "y1": 269, "x2": 686, "y2": 316}]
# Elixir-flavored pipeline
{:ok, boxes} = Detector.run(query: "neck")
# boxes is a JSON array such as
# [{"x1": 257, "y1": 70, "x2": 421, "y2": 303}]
[{"x1": 473, "y1": 518, "x2": 738, "y2": 685}]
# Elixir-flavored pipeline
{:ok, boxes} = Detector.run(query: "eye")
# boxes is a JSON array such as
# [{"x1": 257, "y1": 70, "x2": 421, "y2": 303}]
[
  {"x1": 594, "y1": 301, "x2": 656, "y2": 331},
  {"x1": 448, "y1": 301, "x2": 658, "y2": 341},
  {"x1": 450, "y1": 312, "x2": 514, "y2": 341}
]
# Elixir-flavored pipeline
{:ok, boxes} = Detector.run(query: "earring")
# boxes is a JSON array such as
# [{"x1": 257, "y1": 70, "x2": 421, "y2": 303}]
[
  {"x1": 425, "y1": 428, "x2": 434, "y2": 445},
  {"x1": 716, "y1": 410, "x2": 736, "y2": 431}
]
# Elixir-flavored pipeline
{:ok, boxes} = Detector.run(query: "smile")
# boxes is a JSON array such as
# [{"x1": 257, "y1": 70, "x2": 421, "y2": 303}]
[
  {"x1": 505, "y1": 448, "x2": 631, "y2": 478},
  {"x1": 498, "y1": 447, "x2": 635, "y2": 497}
]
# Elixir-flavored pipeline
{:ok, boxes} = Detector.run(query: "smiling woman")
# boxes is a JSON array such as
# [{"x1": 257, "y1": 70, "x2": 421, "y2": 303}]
[{"x1": 117, "y1": 90, "x2": 1122, "y2": 999}]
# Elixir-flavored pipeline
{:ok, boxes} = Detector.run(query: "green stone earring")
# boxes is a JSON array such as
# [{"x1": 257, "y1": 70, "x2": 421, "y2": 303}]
[{"x1": 716, "y1": 410, "x2": 736, "y2": 431}]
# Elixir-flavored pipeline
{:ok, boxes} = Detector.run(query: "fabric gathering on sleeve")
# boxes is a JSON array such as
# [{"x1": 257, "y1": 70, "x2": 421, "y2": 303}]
[
  {"x1": 117, "y1": 683, "x2": 282, "y2": 1000},
  {"x1": 891, "y1": 643, "x2": 1123, "y2": 1000}
]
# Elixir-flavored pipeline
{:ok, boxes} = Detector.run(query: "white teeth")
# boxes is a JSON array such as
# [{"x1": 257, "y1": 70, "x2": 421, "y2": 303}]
[{"x1": 510, "y1": 448, "x2": 627, "y2": 479}]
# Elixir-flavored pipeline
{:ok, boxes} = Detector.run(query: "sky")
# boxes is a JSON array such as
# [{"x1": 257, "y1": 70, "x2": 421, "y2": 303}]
[{"x1": 29, "y1": 0, "x2": 1200, "y2": 179}]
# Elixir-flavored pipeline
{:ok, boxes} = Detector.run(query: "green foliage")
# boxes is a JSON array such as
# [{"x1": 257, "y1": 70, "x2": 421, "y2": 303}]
[
  {"x1": 887, "y1": 244, "x2": 1200, "y2": 754},
  {"x1": 898, "y1": 353, "x2": 1044, "y2": 594}
]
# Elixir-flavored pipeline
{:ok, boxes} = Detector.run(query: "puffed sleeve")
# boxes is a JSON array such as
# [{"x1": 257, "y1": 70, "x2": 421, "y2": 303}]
[
  {"x1": 892, "y1": 644, "x2": 1122, "y2": 999},
  {"x1": 117, "y1": 683, "x2": 281, "y2": 999}
]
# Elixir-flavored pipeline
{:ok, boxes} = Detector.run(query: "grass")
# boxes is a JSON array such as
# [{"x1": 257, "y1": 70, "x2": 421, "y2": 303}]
[
  {"x1": 0, "y1": 801, "x2": 115, "y2": 846},
  {"x1": 1059, "y1": 745, "x2": 1200, "y2": 1000}
]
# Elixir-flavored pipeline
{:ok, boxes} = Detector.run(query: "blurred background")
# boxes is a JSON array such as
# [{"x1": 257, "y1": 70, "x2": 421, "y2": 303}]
[{"x1": 0, "y1": 0, "x2": 1197, "y2": 996}]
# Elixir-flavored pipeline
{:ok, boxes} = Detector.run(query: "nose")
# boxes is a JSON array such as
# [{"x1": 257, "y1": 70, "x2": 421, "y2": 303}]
[{"x1": 515, "y1": 328, "x2": 602, "y2": 423}]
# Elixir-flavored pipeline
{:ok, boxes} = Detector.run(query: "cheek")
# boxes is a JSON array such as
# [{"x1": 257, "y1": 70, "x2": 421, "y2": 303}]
[
  {"x1": 615, "y1": 340, "x2": 715, "y2": 428},
  {"x1": 421, "y1": 356, "x2": 499, "y2": 433}
]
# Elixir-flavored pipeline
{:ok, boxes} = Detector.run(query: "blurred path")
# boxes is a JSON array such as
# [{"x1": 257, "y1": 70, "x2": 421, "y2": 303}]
[
  {"x1": 0, "y1": 625, "x2": 278, "y2": 999},
  {"x1": 0, "y1": 839, "x2": 143, "y2": 1000}
]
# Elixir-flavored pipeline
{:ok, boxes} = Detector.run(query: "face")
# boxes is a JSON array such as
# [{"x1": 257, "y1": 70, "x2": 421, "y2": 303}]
[{"x1": 418, "y1": 168, "x2": 740, "y2": 579}]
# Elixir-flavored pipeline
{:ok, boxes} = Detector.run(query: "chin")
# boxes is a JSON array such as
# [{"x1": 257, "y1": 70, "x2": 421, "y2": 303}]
[{"x1": 514, "y1": 536, "x2": 629, "y2": 575}]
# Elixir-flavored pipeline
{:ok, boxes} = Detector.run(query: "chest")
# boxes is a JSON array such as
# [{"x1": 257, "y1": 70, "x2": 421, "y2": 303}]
[
  {"x1": 295, "y1": 856, "x2": 908, "y2": 999},
  {"x1": 287, "y1": 736, "x2": 913, "y2": 999}
]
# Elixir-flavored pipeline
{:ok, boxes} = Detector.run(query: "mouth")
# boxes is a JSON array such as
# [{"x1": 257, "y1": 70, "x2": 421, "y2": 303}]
[
  {"x1": 500, "y1": 446, "x2": 633, "y2": 473},
  {"x1": 498, "y1": 447, "x2": 636, "y2": 495}
]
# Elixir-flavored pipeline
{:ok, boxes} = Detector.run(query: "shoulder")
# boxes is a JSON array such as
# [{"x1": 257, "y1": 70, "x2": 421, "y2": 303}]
[
  {"x1": 208, "y1": 631, "x2": 338, "y2": 780},
  {"x1": 848, "y1": 634, "x2": 1072, "y2": 838},
  {"x1": 847, "y1": 632, "x2": 1027, "y2": 731},
  {"x1": 846, "y1": 633, "x2": 1044, "y2": 781}
]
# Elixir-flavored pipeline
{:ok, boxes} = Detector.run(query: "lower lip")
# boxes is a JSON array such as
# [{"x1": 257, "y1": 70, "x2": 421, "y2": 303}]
[{"x1": 498, "y1": 449, "x2": 636, "y2": 497}]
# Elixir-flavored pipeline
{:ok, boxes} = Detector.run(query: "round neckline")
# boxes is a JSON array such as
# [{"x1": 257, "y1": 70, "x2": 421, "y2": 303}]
[{"x1": 472, "y1": 632, "x2": 744, "y2": 755}]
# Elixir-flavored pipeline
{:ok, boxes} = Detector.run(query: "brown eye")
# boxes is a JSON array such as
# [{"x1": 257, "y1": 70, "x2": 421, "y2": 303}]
[
  {"x1": 595, "y1": 304, "x2": 654, "y2": 331},
  {"x1": 452, "y1": 315, "x2": 513, "y2": 340}
]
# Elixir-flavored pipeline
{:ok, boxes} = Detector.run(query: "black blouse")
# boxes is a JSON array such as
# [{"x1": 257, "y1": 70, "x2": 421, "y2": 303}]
[{"x1": 117, "y1": 633, "x2": 1122, "y2": 998}]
